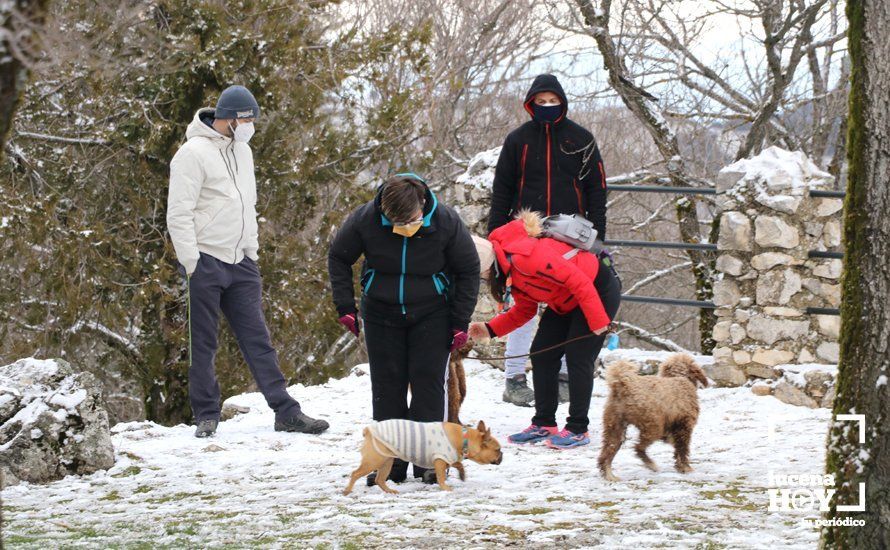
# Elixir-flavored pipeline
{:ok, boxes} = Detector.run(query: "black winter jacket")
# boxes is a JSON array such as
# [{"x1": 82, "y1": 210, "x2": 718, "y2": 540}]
[
  {"x1": 328, "y1": 181, "x2": 480, "y2": 331},
  {"x1": 487, "y1": 74, "x2": 607, "y2": 239}
]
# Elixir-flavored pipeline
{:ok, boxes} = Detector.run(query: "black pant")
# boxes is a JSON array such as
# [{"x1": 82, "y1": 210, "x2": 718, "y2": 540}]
[
  {"x1": 530, "y1": 261, "x2": 622, "y2": 434},
  {"x1": 187, "y1": 253, "x2": 301, "y2": 422},
  {"x1": 362, "y1": 297, "x2": 451, "y2": 476}
]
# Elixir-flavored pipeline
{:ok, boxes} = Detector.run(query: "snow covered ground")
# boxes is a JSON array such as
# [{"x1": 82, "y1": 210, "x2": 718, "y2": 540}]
[{"x1": 3, "y1": 350, "x2": 831, "y2": 548}]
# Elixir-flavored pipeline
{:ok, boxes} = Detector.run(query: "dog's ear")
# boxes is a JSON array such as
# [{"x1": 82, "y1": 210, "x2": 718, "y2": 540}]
[
  {"x1": 476, "y1": 420, "x2": 487, "y2": 433},
  {"x1": 689, "y1": 365, "x2": 709, "y2": 388}
]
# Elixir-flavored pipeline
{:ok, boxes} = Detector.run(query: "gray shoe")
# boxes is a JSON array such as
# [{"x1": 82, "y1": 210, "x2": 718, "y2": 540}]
[
  {"x1": 274, "y1": 412, "x2": 329, "y2": 434},
  {"x1": 195, "y1": 419, "x2": 218, "y2": 438},
  {"x1": 558, "y1": 373, "x2": 570, "y2": 404},
  {"x1": 503, "y1": 374, "x2": 535, "y2": 407}
]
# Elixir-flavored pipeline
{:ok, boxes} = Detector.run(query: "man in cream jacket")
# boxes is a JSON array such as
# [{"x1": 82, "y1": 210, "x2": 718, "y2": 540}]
[{"x1": 167, "y1": 85, "x2": 329, "y2": 438}]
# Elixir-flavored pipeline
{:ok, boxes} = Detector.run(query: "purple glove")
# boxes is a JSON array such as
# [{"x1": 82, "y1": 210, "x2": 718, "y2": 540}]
[
  {"x1": 450, "y1": 329, "x2": 469, "y2": 352},
  {"x1": 339, "y1": 313, "x2": 360, "y2": 337}
]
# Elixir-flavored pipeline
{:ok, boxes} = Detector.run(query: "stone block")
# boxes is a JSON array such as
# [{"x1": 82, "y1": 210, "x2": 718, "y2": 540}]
[
  {"x1": 746, "y1": 317, "x2": 810, "y2": 346},
  {"x1": 816, "y1": 342, "x2": 840, "y2": 363},
  {"x1": 713, "y1": 280, "x2": 742, "y2": 307},
  {"x1": 773, "y1": 381, "x2": 819, "y2": 408},
  {"x1": 730, "y1": 323, "x2": 747, "y2": 344},
  {"x1": 747, "y1": 363, "x2": 779, "y2": 378},
  {"x1": 813, "y1": 260, "x2": 843, "y2": 280},
  {"x1": 814, "y1": 198, "x2": 844, "y2": 217},
  {"x1": 751, "y1": 252, "x2": 795, "y2": 271},
  {"x1": 822, "y1": 220, "x2": 842, "y2": 247},
  {"x1": 716, "y1": 254, "x2": 745, "y2": 276},
  {"x1": 756, "y1": 269, "x2": 802, "y2": 305},
  {"x1": 755, "y1": 216, "x2": 800, "y2": 249},
  {"x1": 703, "y1": 363, "x2": 747, "y2": 387},
  {"x1": 712, "y1": 321, "x2": 731, "y2": 342},
  {"x1": 752, "y1": 349, "x2": 795, "y2": 366},
  {"x1": 718, "y1": 212, "x2": 753, "y2": 251},
  {"x1": 756, "y1": 194, "x2": 802, "y2": 214},
  {"x1": 763, "y1": 307, "x2": 804, "y2": 317},
  {"x1": 816, "y1": 315, "x2": 840, "y2": 339}
]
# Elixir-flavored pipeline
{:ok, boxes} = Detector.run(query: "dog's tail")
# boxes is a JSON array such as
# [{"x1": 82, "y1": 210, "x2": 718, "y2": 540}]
[{"x1": 604, "y1": 361, "x2": 640, "y2": 395}]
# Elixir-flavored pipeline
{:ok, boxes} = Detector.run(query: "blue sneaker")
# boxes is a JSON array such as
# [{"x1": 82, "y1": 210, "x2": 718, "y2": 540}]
[
  {"x1": 545, "y1": 429, "x2": 590, "y2": 449},
  {"x1": 507, "y1": 424, "x2": 558, "y2": 444}
]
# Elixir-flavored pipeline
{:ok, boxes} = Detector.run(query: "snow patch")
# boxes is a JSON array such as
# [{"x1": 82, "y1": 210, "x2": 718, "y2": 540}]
[
  {"x1": 721, "y1": 146, "x2": 834, "y2": 191},
  {"x1": 49, "y1": 389, "x2": 87, "y2": 410},
  {"x1": 3, "y1": 349, "x2": 829, "y2": 547},
  {"x1": 455, "y1": 147, "x2": 501, "y2": 190},
  {"x1": 775, "y1": 363, "x2": 837, "y2": 388}
]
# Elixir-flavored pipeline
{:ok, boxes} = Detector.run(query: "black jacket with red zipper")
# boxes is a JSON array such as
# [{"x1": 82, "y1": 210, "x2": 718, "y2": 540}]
[{"x1": 487, "y1": 74, "x2": 607, "y2": 239}]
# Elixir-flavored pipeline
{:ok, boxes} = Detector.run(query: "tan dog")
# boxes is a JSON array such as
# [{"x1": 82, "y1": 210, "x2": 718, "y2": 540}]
[
  {"x1": 447, "y1": 342, "x2": 472, "y2": 425},
  {"x1": 343, "y1": 420, "x2": 502, "y2": 495},
  {"x1": 598, "y1": 354, "x2": 708, "y2": 481}
]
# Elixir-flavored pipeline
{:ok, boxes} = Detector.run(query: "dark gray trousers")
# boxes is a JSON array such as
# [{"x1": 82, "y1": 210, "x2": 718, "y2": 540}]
[{"x1": 186, "y1": 253, "x2": 301, "y2": 422}]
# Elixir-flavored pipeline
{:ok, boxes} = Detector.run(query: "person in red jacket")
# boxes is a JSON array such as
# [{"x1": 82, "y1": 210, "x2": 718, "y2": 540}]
[{"x1": 469, "y1": 211, "x2": 621, "y2": 449}]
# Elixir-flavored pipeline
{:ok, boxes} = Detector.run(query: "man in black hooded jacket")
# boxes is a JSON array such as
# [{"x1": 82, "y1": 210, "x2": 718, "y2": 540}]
[{"x1": 487, "y1": 73, "x2": 608, "y2": 407}]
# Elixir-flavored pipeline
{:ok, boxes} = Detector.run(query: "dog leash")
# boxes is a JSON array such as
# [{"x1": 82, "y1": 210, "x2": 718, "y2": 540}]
[{"x1": 471, "y1": 327, "x2": 615, "y2": 362}]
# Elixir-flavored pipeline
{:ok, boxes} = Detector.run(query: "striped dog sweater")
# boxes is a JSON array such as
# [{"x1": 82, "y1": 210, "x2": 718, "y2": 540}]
[{"x1": 368, "y1": 419, "x2": 460, "y2": 469}]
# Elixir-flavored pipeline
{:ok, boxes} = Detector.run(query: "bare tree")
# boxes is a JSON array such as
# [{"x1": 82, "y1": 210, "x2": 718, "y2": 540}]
[
  {"x1": 341, "y1": 0, "x2": 559, "y2": 182},
  {"x1": 548, "y1": 0, "x2": 847, "y2": 351}
]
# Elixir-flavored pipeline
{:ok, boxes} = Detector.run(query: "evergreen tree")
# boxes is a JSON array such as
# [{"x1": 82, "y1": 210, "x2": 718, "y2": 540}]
[{"x1": 1, "y1": 0, "x2": 430, "y2": 423}]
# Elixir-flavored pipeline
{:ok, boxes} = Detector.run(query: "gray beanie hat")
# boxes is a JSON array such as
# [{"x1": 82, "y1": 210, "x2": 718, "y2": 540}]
[{"x1": 215, "y1": 85, "x2": 260, "y2": 120}]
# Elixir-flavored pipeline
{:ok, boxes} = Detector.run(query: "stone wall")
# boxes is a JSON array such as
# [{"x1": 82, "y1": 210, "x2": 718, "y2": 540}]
[
  {"x1": 441, "y1": 148, "x2": 506, "y2": 362},
  {"x1": 708, "y1": 147, "x2": 843, "y2": 387}
]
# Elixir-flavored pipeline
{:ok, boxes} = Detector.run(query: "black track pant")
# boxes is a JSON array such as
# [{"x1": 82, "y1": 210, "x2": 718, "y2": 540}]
[
  {"x1": 187, "y1": 253, "x2": 301, "y2": 423},
  {"x1": 361, "y1": 298, "x2": 451, "y2": 477},
  {"x1": 530, "y1": 261, "x2": 622, "y2": 434}
]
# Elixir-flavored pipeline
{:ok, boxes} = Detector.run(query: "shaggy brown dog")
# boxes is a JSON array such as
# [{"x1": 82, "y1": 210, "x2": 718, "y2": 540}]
[
  {"x1": 598, "y1": 354, "x2": 708, "y2": 481},
  {"x1": 447, "y1": 342, "x2": 471, "y2": 425}
]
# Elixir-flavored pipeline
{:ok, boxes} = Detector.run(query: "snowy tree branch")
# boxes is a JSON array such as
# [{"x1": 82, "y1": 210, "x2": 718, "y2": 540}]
[{"x1": 613, "y1": 321, "x2": 689, "y2": 353}]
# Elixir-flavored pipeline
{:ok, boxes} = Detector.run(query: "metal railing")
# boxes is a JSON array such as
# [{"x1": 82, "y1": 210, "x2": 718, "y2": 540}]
[
  {"x1": 606, "y1": 183, "x2": 845, "y2": 315},
  {"x1": 604, "y1": 239, "x2": 717, "y2": 252},
  {"x1": 809, "y1": 189, "x2": 846, "y2": 198},
  {"x1": 606, "y1": 184, "x2": 717, "y2": 196},
  {"x1": 620, "y1": 295, "x2": 716, "y2": 309}
]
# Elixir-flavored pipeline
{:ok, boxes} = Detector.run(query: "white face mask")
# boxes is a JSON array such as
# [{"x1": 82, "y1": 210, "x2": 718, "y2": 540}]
[{"x1": 230, "y1": 121, "x2": 255, "y2": 143}]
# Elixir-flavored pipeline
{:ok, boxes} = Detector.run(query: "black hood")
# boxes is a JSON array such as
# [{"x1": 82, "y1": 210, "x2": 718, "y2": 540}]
[{"x1": 523, "y1": 74, "x2": 568, "y2": 123}]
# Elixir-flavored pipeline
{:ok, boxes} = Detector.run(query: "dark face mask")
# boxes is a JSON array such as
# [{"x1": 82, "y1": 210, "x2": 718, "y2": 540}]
[{"x1": 532, "y1": 103, "x2": 562, "y2": 123}]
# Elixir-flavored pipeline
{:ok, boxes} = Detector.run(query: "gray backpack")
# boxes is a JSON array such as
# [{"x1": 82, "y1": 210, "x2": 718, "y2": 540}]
[{"x1": 541, "y1": 214, "x2": 601, "y2": 259}]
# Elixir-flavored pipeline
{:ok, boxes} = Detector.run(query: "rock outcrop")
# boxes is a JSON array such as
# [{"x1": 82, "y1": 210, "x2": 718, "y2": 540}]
[{"x1": 0, "y1": 358, "x2": 115, "y2": 486}]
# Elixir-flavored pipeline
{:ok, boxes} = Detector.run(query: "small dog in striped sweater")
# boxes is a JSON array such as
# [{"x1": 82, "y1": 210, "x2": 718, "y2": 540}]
[{"x1": 343, "y1": 419, "x2": 503, "y2": 494}]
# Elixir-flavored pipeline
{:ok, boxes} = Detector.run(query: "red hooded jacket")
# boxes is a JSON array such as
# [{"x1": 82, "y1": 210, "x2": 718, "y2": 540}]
[{"x1": 487, "y1": 212, "x2": 611, "y2": 336}]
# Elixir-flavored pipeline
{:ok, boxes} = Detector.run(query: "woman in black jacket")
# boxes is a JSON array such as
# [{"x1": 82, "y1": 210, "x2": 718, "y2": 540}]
[{"x1": 327, "y1": 173, "x2": 480, "y2": 484}]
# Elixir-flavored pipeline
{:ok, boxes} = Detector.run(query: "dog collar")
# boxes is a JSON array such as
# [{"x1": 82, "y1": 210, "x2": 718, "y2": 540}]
[{"x1": 462, "y1": 430, "x2": 469, "y2": 459}]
